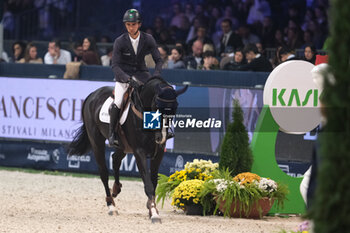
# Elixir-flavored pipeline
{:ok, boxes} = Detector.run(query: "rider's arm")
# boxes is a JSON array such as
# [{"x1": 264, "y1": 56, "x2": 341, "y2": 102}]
[
  {"x1": 111, "y1": 38, "x2": 131, "y2": 83},
  {"x1": 149, "y1": 36, "x2": 163, "y2": 77}
]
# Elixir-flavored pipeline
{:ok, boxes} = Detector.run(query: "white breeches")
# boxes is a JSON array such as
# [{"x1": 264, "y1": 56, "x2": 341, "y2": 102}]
[{"x1": 114, "y1": 82, "x2": 129, "y2": 108}]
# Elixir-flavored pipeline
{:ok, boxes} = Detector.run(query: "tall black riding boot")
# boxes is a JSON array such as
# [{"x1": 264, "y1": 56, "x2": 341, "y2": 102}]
[{"x1": 108, "y1": 104, "x2": 122, "y2": 148}]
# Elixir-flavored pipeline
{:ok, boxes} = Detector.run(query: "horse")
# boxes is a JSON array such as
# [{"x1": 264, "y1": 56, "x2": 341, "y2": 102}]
[{"x1": 67, "y1": 76, "x2": 187, "y2": 223}]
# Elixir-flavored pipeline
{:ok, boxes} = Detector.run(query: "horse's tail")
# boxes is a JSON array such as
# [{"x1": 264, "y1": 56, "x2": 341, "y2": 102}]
[{"x1": 68, "y1": 123, "x2": 91, "y2": 156}]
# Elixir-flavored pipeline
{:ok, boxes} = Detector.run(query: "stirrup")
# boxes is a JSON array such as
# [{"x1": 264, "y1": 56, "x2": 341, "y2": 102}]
[{"x1": 109, "y1": 134, "x2": 124, "y2": 149}]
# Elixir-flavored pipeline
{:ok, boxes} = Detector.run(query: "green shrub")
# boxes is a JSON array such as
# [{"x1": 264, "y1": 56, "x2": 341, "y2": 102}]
[
  {"x1": 219, "y1": 99, "x2": 253, "y2": 176},
  {"x1": 312, "y1": 1, "x2": 350, "y2": 232}
]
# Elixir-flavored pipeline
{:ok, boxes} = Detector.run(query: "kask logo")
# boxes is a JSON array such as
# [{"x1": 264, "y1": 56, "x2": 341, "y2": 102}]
[
  {"x1": 272, "y1": 88, "x2": 318, "y2": 107},
  {"x1": 143, "y1": 110, "x2": 161, "y2": 129}
]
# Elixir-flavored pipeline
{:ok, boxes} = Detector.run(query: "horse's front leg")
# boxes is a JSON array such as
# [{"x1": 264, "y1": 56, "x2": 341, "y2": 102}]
[{"x1": 134, "y1": 149, "x2": 161, "y2": 223}]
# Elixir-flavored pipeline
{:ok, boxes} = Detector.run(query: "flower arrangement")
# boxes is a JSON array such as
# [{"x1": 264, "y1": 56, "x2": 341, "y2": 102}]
[
  {"x1": 156, "y1": 159, "x2": 288, "y2": 218},
  {"x1": 156, "y1": 159, "x2": 217, "y2": 207},
  {"x1": 200, "y1": 170, "x2": 289, "y2": 218},
  {"x1": 171, "y1": 179, "x2": 204, "y2": 210}
]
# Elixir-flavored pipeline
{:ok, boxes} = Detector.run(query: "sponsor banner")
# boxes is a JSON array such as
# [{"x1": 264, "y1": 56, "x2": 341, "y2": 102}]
[
  {"x1": 0, "y1": 140, "x2": 218, "y2": 176},
  {"x1": 0, "y1": 77, "x2": 112, "y2": 142},
  {"x1": 0, "y1": 140, "x2": 310, "y2": 177}
]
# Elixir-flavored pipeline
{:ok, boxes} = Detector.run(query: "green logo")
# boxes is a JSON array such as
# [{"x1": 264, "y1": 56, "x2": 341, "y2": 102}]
[{"x1": 272, "y1": 88, "x2": 318, "y2": 106}]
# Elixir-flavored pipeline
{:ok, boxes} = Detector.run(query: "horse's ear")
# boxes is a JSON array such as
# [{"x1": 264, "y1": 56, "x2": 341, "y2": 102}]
[{"x1": 175, "y1": 85, "x2": 188, "y2": 97}]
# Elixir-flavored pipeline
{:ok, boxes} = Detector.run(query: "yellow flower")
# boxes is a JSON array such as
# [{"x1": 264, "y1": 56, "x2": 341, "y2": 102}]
[{"x1": 171, "y1": 179, "x2": 204, "y2": 209}]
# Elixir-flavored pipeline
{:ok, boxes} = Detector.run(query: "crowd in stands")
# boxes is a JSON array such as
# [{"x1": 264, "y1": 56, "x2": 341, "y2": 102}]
[{"x1": 1, "y1": 0, "x2": 329, "y2": 73}]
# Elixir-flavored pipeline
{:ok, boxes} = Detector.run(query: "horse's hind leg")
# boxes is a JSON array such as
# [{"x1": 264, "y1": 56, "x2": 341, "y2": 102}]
[
  {"x1": 90, "y1": 137, "x2": 117, "y2": 215},
  {"x1": 111, "y1": 149, "x2": 126, "y2": 197}
]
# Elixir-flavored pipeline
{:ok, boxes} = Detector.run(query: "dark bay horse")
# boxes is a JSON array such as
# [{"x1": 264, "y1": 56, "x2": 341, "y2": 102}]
[{"x1": 68, "y1": 76, "x2": 187, "y2": 223}]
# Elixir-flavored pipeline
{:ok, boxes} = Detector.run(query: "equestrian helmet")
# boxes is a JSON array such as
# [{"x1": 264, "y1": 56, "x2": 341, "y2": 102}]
[{"x1": 123, "y1": 9, "x2": 141, "y2": 23}]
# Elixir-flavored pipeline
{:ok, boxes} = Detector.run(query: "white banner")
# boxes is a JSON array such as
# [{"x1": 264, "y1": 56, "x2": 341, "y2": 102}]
[{"x1": 0, "y1": 77, "x2": 113, "y2": 141}]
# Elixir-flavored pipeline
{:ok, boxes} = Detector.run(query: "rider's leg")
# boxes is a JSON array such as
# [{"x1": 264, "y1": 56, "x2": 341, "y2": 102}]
[
  {"x1": 108, "y1": 103, "x2": 121, "y2": 147},
  {"x1": 109, "y1": 82, "x2": 128, "y2": 147}
]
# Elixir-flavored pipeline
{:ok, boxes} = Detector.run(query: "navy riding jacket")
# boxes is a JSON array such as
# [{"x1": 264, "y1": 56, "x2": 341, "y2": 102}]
[{"x1": 112, "y1": 31, "x2": 163, "y2": 84}]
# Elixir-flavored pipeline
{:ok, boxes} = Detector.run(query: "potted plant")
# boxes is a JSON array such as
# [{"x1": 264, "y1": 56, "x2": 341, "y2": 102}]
[
  {"x1": 156, "y1": 159, "x2": 218, "y2": 207},
  {"x1": 200, "y1": 170, "x2": 289, "y2": 218},
  {"x1": 156, "y1": 159, "x2": 218, "y2": 215},
  {"x1": 171, "y1": 179, "x2": 205, "y2": 215}
]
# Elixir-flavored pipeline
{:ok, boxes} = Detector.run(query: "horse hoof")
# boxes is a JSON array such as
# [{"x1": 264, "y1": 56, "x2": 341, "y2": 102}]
[
  {"x1": 108, "y1": 205, "x2": 118, "y2": 216},
  {"x1": 151, "y1": 216, "x2": 162, "y2": 224}
]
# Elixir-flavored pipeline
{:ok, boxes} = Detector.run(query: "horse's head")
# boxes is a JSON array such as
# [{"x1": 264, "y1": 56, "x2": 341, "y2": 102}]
[
  {"x1": 153, "y1": 83, "x2": 188, "y2": 144},
  {"x1": 140, "y1": 77, "x2": 188, "y2": 145},
  {"x1": 154, "y1": 83, "x2": 188, "y2": 116}
]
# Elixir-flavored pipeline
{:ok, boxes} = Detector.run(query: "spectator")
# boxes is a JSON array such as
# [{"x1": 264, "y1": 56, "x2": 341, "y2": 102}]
[
  {"x1": 237, "y1": 43, "x2": 272, "y2": 72},
  {"x1": 145, "y1": 44, "x2": 169, "y2": 69},
  {"x1": 184, "y1": 40, "x2": 203, "y2": 69},
  {"x1": 285, "y1": 27, "x2": 303, "y2": 50},
  {"x1": 158, "y1": 45, "x2": 169, "y2": 68},
  {"x1": 201, "y1": 51, "x2": 219, "y2": 70},
  {"x1": 203, "y1": 43, "x2": 215, "y2": 54},
  {"x1": 11, "y1": 41, "x2": 26, "y2": 63},
  {"x1": 186, "y1": 15, "x2": 207, "y2": 43},
  {"x1": 301, "y1": 8, "x2": 316, "y2": 31},
  {"x1": 194, "y1": 3, "x2": 208, "y2": 21},
  {"x1": 98, "y1": 35, "x2": 112, "y2": 55},
  {"x1": 255, "y1": 42, "x2": 265, "y2": 56},
  {"x1": 208, "y1": 7, "x2": 221, "y2": 35},
  {"x1": 168, "y1": 46, "x2": 185, "y2": 69},
  {"x1": 272, "y1": 29, "x2": 286, "y2": 48},
  {"x1": 306, "y1": 19, "x2": 325, "y2": 49},
  {"x1": 170, "y1": 3, "x2": 186, "y2": 29},
  {"x1": 302, "y1": 45, "x2": 317, "y2": 64},
  {"x1": 71, "y1": 41, "x2": 83, "y2": 62},
  {"x1": 237, "y1": 24, "x2": 261, "y2": 46},
  {"x1": 259, "y1": 16, "x2": 275, "y2": 48},
  {"x1": 18, "y1": 43, "x2": 43, "y2": 64},
  {"x1": 279, "y1": 46, "x2": 298, "y2": 62},
  {"x1": 82, "y1": 37, "x2": 101, "y2": 65},
  {"x1": 187, "y1": 26, "x2": 214, "y2": 54},
  {"x1": 270, "y1": 45, "x2": 283, "y2": 68},
  {"x1": 153, "y1": 16, "x2": 165, "y2": 42},
  {"x1": 223, "y1": 48, "x2": 247, "y2": 71},
  {"x1": 184, "y1": 3, "x2": 195, "y2": 23},
  {"x1": 301, "y1": 30, "x2": 314, "y2": 49},
  {"x1": 246, "y1": 0, "x2": 271, "y2": 25},
  {"x1": 216, "y1": 6, "x2": 240, "y2": 32},
  {"x1": 101, "y1": 47, "x2": 113, "y2": 66},
  {"x1": 219, "y1": 19, "x2": 244, "y2": 57},
  {"x1": 158, "y1": 29, "x2": 175, "y2": 45},
  {"x1": 44, "y1": 39, "x2": 71, "y2": 64}
]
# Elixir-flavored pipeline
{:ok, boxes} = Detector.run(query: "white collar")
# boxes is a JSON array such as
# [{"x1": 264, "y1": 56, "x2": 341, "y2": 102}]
[
  {"x1": 129, "y1": 33, "x2": 140, "y2": 42},
  {"x1": 255, "y1": 53, "x2": 261, "y2": 58}
]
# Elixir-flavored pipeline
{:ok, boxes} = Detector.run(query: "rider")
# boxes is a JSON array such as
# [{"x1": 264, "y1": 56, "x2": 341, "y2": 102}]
[{"x1": 109, "y1": 9, "x2": 163, "y2": 147}]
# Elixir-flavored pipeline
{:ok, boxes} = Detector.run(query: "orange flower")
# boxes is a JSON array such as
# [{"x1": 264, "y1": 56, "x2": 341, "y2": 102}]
[{"x1": 233, "y1": 172, "x2": 261, "y2": 186}]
